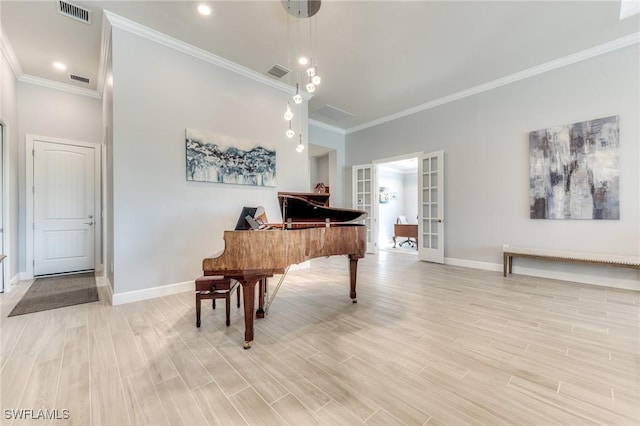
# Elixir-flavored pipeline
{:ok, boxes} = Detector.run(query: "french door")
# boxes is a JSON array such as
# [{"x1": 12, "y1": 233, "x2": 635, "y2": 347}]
[
  {"x1": 418, "y1": 150, "x2": 444, "y2": 263},
  {"x1": 352, "y1": 164, "x2": 377, "y2": 254}
]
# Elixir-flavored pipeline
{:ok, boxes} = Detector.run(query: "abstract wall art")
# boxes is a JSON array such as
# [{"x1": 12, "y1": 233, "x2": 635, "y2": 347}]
[
  {"x1": 186, "y1": 128, "x2": 276, "y2": 187},
  {"x1": 529, "y1": 115, "x2": 619, "y2": 220}
]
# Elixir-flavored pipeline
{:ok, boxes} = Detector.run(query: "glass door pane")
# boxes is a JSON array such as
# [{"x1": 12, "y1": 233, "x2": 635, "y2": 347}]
[{"x1": 418, "y1": 150, "x2": 444, "y2": 263}]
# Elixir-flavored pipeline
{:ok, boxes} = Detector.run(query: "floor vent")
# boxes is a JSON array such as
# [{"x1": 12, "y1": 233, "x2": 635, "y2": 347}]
[
  {"x1": 69, "y1": 74, "x2": 90, "y2": 84},
  {"x1": 266, "y1": 64, "x2": 290, "y2": 79},
  {"x1": 57, "y1": 1, "x2": 92, "y2": 25}
]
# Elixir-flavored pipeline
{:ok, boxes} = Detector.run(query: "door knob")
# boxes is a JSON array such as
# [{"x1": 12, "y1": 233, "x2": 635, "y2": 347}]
[{"x1": 84, "y1": 222, "x2": 94, "y2": 225}]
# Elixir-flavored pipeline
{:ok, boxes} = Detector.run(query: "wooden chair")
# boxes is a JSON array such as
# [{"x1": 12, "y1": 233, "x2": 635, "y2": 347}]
[{"x1": 195, "y1": 275, "x2": 240, "y2": 327}]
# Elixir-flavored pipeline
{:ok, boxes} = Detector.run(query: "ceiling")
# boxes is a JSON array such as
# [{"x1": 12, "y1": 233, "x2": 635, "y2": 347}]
[
  {"x1": 2, "y1": 1, "x2": 639, "y2": 131},
  {"x1": 378, "y1": 158, "x2": 417, "y2": 174}
]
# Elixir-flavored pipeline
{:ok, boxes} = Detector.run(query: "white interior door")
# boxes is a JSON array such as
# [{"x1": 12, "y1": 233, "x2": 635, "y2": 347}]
[
  {"x1": 0, "y1": 124, "x2": 4, "y2": 291},
  {"x1": 34, "y1": 141, "x2": 96, "y2": 276},
  {"x1": 352, "y1": 164, "x2": 378, "y2": 254},
  {"x1": 418, "y1": 150, "x2": 444, "y2": 263}
]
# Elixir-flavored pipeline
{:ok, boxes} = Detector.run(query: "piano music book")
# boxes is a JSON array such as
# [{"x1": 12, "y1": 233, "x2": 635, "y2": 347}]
[{"x1": 234, "y1": 207, "x2": 258, "y2": 230}]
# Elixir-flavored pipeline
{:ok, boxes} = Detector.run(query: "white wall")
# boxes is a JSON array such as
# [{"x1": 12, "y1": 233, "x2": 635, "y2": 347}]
[
  {"x1": 403, "y1": 172, "x2": 418, "y2": 223},
  {"x1": 377, "y1": 168, "x2": 405, "y2": 245},
  {"x1": 316, "y1": 155, "x2": 330, "y2": 187},
  {"x1": 110, "y1": 27, "x2": 310, "y2": 296},
  {"x1": 103, "y1": 35, "x2": 114, "y2": 294},
  {"x1": 309, "y1": 124, "x2": 346, "y2": 207},
  {"x1": 0, "y1": 32, "x2": 20, "y2": 286},
  {"x1": 16, "y1": 83, "x2": 103, "y2": 274},
  {"x1": 308, "y1": 153, "x2": 330, "y2": 193},
  {"x1": 346, "y1": 46, "x2": 640, "y2": 289}
]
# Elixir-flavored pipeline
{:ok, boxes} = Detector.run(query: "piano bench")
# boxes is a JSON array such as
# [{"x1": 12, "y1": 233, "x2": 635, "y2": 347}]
[{"x1": 195, "y1": 275, "x2": 240, "y2": 328}]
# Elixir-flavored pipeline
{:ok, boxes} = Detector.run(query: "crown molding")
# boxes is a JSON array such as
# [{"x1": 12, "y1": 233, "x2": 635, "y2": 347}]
[
  {"x1": 0, "y1": 26, "x2": 23, "y2": 78},
  {"x1": 309, "y1": 119, "x2": 346, "y2": 135},
  {"x1": 346, "y1": 32, "x2": 640, "y2": 134},
  {"x1": 103, "y1": 10, "x2": 310, "y2": 99},
  {"x1": 3, "y1": 23, "x2": 100, "y2": 98},
  {"x1": 620, "y1": 0, "x2": 640, "y2": 19},
  {"x1": 19, "y1": 74, "x2": 101, "y2": 99}
]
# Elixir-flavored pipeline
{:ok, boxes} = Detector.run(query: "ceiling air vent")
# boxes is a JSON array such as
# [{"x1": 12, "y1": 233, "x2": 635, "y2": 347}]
[
  {"x1": 57, "y1": 1, "x2": 92, "y2": 25},
  {"x1": 314, "y1": 105, "x2": 354, "y2": 121},
  {"x1": 266, "y1": 64, "x2": 290, "y2": 79},
  {"x1": 69, "y1": 74, "x2": 90, "y2": 84}
]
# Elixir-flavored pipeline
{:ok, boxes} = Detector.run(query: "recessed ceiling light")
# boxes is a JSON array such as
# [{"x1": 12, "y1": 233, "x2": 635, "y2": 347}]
[
  {"x1": 197, "y1": 4, "x2": 211, "y2": 16},
  {"x1": 53, "y1": 62, "x2": 67, "y2": 71},
  {"x1": 298, "y1": 57, "x2": 309, "y2": 66}
]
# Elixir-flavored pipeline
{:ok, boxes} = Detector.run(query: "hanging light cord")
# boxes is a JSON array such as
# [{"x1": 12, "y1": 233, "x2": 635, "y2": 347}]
[{"x1": 265, "y1": 265, "x2": 290, "y2": 314}]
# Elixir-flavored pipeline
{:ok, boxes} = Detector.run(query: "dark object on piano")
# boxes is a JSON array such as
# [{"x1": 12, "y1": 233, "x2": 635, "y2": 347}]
[
  {"x1": 278, "y1": 192, "x2": 366, "y2": 227},
  {"x1": 202, "y1": 192, "x2": 367, "y2": 349},
  {"x1": 234, "y1": 207, "x2": 257, "y2": 230}
]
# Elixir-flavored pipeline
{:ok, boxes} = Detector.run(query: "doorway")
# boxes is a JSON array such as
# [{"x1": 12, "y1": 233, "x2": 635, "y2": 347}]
[
  {"x1": 353, "y1": 150, "x2": 445, "y2": 263},
  {"x1": 26, "y1": 135, "x2": 101, "y2": 278},
  {"x1": 376, "y1": 157, "x2": 419, "y2": 255}
]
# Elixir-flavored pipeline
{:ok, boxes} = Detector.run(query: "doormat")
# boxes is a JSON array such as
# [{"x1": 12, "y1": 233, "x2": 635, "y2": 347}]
[{"x1": 8, "y1": 272, "x2": 99, "y2": 317}]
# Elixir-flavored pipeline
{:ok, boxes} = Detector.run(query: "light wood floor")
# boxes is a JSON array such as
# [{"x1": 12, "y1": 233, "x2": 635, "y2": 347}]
[{"x1": 1, "y1": 251, "x2": 638, "y2": 425}]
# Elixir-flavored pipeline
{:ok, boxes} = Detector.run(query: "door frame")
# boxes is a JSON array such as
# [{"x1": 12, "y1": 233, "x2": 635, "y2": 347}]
[
  {"x1": 352, "y1": 164, "x2": 378, "y2": 254},
  {"x1": 372, "y1": 152, "x2": 422, "y2": 251},
  {"x1": 25, "y1": 135, "x2": 102, "y2": 279},
  {"x1": 0, "y1": 122, "x2": 9, "y2": 291}
]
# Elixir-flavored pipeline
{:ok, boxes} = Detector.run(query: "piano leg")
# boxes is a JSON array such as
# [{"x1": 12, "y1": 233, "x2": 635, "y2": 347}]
[
  {"x1": 239, "y1": 277, "x2": 260, "y2": 349},
  {"x1": 349, "y1": 256, "x2": 359, "y2": 303},
  {"x1": 256, "y1": 277, "x2": 266, "y2": 319}
]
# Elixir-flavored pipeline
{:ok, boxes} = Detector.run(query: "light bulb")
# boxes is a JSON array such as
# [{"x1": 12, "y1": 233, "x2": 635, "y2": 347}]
[
  {"x1": 311, "y1": 75, "x2": 321, "y2": 85},
  {"x1": 306, "y1": 66, "x2": 316, "y2": 77},
  {"x1": 293, "y1": 84, "x2": 302, "y2": 104},
  {"x1": 197, "y1": 4, "x2": 211, "y2": 15},
  {"x1": 52, "y1": 62, "x2": 66, "y2": 70},
  {"x1": 284, "y1": 104, "x2": 293, "y2": 121},
  {"x1": 306, "y1": 83, "x2": 316, "y2": 93},
  {"x1": 286, "y1": 128, "x2": 295, "y2": 138},
  {"x1": 298, "y1": 57, "x2": 309, "y2": 66},
  {"x1": 296, "y1": 143, "x2": 305, "y2": 153}
]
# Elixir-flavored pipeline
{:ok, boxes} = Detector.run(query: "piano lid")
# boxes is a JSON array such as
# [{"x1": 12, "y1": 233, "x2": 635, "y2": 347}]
[{"x1": 278, "y1": 192, "x2": 367, "y2": 224}]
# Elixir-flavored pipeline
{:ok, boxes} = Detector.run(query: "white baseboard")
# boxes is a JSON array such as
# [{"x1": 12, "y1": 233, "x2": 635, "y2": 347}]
[
  {"x1": 19, "y1": 272, "x2": 33, "y2": 281},
  {"x1": 512, "y1": 265, "x2": 639, "y2": 291},
  {"x1": 445, "y1": 257, "x2": 640, "y2": 291},
  {"x1": 445, "y1": 257, "x2": 502, "y2": 272},
  {"x1": 110, "y1": 264, "x2": 309, "y2": 306},
  {"x1": 95, "y1": 275, "x2": 113, "y2": 305},
  {"x1": 4, "y1": 273, "x2": 22, "y2": 292},
  {"x1": 112, "y1": 280, "x2": 193, "y2": 306}
]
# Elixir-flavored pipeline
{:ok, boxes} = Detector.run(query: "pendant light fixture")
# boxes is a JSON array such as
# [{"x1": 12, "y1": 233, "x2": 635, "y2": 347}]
[
  {"x1": 282, "y1": 0, "x2": 321, "y2": 152},
  {"x1": 296, "y1": 134, "x2": 305, "y2": 153}
]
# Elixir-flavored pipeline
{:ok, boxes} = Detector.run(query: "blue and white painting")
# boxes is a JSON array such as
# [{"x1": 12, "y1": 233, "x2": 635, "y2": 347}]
[
  {"x1": 186, "y1": 128, "x2": 276, "y2": 187},
  {"x1": 529, "y1": 116, "x2": 619, "y2": 220}
]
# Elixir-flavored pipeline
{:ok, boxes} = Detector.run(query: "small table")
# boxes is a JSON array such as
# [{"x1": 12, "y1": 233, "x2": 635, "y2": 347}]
[{"x1": 393, "y1": 224, "x2": 418, "y2": 250}]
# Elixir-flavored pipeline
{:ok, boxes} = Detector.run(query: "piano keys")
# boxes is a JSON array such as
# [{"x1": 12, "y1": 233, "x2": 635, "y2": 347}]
[{"x1": 202, "y1": 192, "x2": 367, "y2": 348}]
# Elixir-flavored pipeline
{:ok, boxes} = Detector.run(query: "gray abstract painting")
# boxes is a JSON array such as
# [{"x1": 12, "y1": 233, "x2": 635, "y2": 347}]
[
  {"x1": 186, "y1": 128, "x2": 276, "y2": 187},
  {"x1": 529, "y1": 116, "x2": 619, "y2": 220}
]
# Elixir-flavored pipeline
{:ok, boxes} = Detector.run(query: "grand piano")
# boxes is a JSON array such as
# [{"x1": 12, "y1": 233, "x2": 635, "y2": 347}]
[{"x1": 202, "y1": 192, "x2": 367, "y2": 348}]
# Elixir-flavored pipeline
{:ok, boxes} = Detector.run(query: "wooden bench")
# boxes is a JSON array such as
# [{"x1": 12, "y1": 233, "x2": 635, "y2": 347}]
[
  {"x1": 195, "y1": 275, "x2": 240, "y2": 327},
  {"x1": 503, "y1": 246, "x2": 640, "y2": 277}
]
